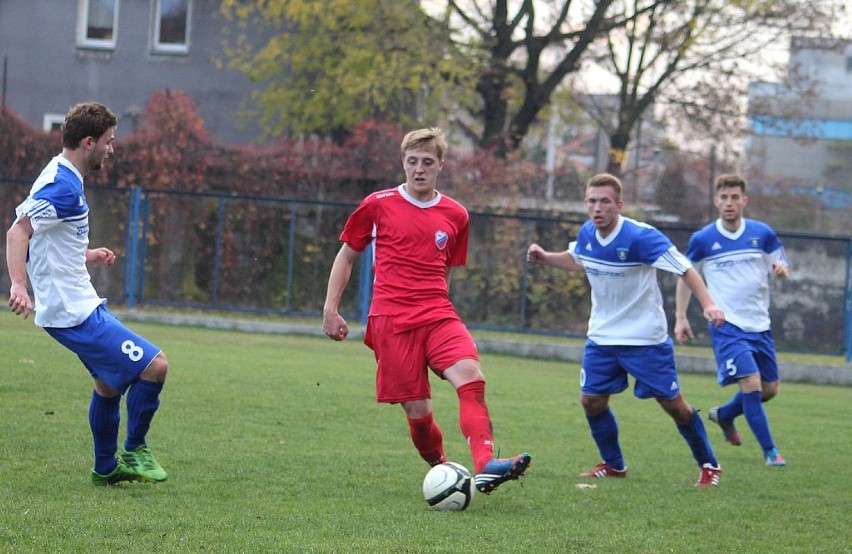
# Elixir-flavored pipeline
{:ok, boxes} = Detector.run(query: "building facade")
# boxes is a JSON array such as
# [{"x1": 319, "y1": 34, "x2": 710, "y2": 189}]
[
  {"x1": 0, "y1": 0, "x2": 264, "y2": 143},
  {"x1": 745, "y1": 37, "x2": 852, "y2": 206}
]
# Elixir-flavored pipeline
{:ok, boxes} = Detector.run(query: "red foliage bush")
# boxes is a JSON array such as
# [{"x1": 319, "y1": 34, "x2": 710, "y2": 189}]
[
  {"x1": 1, "y1": 91, "x2": 543, "y2": 208},
  {"x1": 0, "y1": 106, "x2": 58, "y2": 180}
]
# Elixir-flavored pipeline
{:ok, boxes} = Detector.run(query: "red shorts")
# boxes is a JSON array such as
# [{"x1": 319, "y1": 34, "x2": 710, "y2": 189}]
[{"x1": 364, "y1": 316, "x2": 479, "y2": 403}]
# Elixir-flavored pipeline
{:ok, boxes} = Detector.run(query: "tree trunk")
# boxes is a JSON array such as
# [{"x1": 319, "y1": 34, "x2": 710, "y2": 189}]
[{"x1": 606, "y1": 132, "x2": 631, "y2": 176}]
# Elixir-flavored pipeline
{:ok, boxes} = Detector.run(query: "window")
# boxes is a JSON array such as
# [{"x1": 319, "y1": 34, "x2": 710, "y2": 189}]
[
  {"x1": 153, "y1": 0, "x2": 191, "y2": 54},
  {"x1": 43, "y1": 114, "x2": 65, "y2": 134},
  {"x1": 77, "y1": 0, "x2": 118, "y2": 50}
]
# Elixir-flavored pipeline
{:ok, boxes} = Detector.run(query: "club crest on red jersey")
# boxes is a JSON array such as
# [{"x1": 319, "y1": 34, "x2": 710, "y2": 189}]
[{"x1": 435, "y1": 230, "x2": 449, "y2": 251}]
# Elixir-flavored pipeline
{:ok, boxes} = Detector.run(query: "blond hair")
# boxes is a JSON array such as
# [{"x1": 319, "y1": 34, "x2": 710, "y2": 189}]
[
  {"x1": 400, "y1": 127, "x2": 447, "y2": 162},
  {"x1": 586, "y1": 173, "x2": 623, "y2": 200}
]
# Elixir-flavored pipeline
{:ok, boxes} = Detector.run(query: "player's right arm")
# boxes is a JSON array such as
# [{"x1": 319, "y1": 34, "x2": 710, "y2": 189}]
[
  {"x1": 526, "y1": 243, "x2": 583, "y2": 271},
  {"x1": 322, "y1": 243, "x2": 360, "y2": 341},
  {"x1": 6, "y1": 215, "x2": 34, "y2": 319}
]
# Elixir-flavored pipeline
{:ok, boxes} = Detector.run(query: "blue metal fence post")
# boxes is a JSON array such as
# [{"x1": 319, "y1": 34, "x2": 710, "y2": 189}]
[
  {"x1": 123, "y1": 186, "x2": 142, "y2": 308},
  {"x1": 357, "y1": 243, "x2": 374, "y2": 325},
  {"x1": 845, "y1": 238, "x2": 852, "y2": 364}
]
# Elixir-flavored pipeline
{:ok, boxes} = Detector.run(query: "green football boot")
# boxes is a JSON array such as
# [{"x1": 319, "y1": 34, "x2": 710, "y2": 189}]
[
  {"x1": 91, "y1": 457, "x2": 138, "y2": 486},
  {"x1": 120, "y1": 445, "x2": 168, "y2": 482}
]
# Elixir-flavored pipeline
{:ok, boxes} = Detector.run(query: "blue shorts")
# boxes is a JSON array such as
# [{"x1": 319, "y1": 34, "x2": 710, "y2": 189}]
[
  {"x1": 581, "y1": 338, "x2": 681, "y2": 400},
  {"x1": 45, "y1": 305, "x2": 162, "y2": 394},
  {"x1": 708, "y1": 322, "x2": 779, "y2": 387}
]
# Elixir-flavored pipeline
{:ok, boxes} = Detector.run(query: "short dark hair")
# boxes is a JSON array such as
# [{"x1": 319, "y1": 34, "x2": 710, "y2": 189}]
[
  {"x1": 715, "y1": 174, "x2": 746, "y2": 194},
  {"x1": 62, "y1": 102, "x2": 117, "y2": 149}
]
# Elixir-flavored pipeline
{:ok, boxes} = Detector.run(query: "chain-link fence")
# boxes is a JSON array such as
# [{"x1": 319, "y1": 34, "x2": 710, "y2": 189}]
[{"x1": 2, "y1": 179, "x2": 850, "y2": 356}]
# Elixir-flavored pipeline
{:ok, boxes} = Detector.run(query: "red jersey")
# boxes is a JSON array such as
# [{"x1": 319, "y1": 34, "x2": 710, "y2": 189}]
[{"x1": 339, "y1": 184, "x2": 469, "y2": 331}]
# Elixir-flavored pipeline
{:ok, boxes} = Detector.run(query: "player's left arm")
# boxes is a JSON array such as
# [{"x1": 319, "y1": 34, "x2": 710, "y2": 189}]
[
  {"x1": 647, "y1": 234, "x2": 722, "y2": 328},
  {"x1": 769, "y1": 246, "x2": 789, "y2": 279},
  {"x1": 764, "y1": 230, "x2": 788, "y2": 279},
  {"x1": 681, "y1": 267, "x2": 724, "y2": 327},
  {"x1": 674, "y1": 233, "x2": 702, "y2": 343},
  {"x1": 674, "y1": 278, "x2": 695, "y2": 344},
  {"x1": 445, "y1": 212, "x2": 469, "y2": 290},
  {"x1": 771, "y1": 261, "x2": 788, "y2": 279}
]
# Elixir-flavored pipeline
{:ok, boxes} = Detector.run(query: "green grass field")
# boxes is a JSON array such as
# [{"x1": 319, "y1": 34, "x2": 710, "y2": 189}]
[{"x1": 1, "y1": 311, "x2": 850, "y2": 553}]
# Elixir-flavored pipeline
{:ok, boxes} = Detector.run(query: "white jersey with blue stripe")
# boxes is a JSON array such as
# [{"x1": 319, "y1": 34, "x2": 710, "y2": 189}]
[
  {"x1": 685, "y1": 218, "x2": 786, "y2": 333},
  {"x1": 568, "y1": 216, "x2": 692, "y2": 346},
  {"x1": 14, "y1": 155, "x2": 105, "y2": 328}
]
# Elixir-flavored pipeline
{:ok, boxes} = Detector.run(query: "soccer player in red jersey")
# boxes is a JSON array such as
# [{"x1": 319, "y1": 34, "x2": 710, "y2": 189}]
[{"x1": 322, "y1": 127, "x2": 530, "y2": 494}]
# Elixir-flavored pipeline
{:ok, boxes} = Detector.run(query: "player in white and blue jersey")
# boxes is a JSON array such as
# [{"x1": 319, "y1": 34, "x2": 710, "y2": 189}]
[
  {"x1": 527, "y1": 173, "x2": 725, "y2": 487},
  {"x1": 6, "y1": 102, "x2": 170, "y2": 485},
  {"x1": 675, "y1": 174, "x2": 787, "y2": 467}
]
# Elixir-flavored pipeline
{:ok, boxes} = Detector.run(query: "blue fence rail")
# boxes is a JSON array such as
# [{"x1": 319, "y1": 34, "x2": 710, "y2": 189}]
[{"x1": 2, "y1": 179, "x2": 851, "y2": 360}]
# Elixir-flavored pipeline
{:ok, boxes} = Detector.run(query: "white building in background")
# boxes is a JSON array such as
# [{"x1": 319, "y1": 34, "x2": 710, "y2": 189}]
[{"x1": 745, "y1": 37, "x2": 852, "y2": 207}]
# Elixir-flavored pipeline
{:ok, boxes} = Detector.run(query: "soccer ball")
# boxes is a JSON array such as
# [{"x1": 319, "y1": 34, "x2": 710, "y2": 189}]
[{"x1": 422, "y1": 461, "x2": 475, "y2": 511}]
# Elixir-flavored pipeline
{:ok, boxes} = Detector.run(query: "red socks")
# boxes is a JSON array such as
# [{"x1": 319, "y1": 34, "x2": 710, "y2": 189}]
[
  {"x1": 456, "y1": 380, "x2": 494, "y2": 473},
  {"x1": 407, "y1": 413, "x2": 446, "y2": 467},
  {"x1": 407, "y1": 381, "x2": 495, "y2": 473}
]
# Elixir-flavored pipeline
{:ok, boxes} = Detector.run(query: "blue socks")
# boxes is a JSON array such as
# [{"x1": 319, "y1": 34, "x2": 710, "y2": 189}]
[
  {"x1": 587, "y1": 408, "x2": 625, "y2": 470},
  {"x1": 677, "y1": 409, "x2": 719, "y2": 467},
  {"x1": 717, "y1": 390, "x2": 745, "y2": 421},
  {"x1": 588, "y1": 407, "x2": 720, "y2": 469},
  {"x1": 89, "y1": 380, "x2": 164, "y2": 473},
  {"x1": 124, "y1": 379, "x2": 164, "y2": 451},
  {"x1": 742, "y1": 390, "x2": 775, "y2": 452},
  {"x1": 89, "y1": 391, "x2": 121, "y2": 475},
  {"x1": 719, "y1": 389, "x2": 776, "y2": 452}
]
